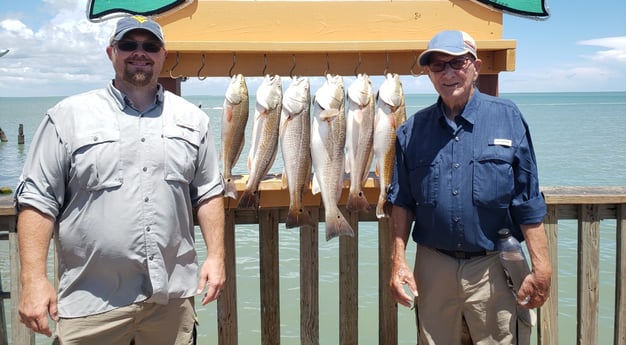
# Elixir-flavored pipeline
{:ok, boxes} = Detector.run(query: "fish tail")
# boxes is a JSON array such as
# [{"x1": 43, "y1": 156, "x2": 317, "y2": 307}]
[
  {"x1": 224, "y1": 178, "x2": 238, "y2": 199},
  {"x1": 375, "y1": 196, "x2": 391, "y2": 219},
  {"x1": 346, "y1": 191, "x2": 371, "y2": 213},
  {"x1": 237, "y1": 189, "x2": 259, "y2": 209},
  {"x1": 285, "y1": 207, "x2": 315, "y2": 229},
  {"x1": 325, "y1": 210, "x2": 354, "y2": 241}
]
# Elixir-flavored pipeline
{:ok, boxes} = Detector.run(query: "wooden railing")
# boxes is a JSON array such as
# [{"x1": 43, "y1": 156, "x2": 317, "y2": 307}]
[{"x1": 1, "y1": 182, "x2": 625, "y2": 345}]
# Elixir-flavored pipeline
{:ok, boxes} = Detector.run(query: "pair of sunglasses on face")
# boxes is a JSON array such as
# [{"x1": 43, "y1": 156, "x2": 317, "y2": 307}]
[{"x1": 115, "y1": 40, "x2": 163, "y2": 53}]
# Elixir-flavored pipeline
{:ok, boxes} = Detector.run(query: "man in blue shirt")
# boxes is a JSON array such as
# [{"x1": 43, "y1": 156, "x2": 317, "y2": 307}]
[{"x1": 388, "y1": 30, "x2": 552, "y2": 344}]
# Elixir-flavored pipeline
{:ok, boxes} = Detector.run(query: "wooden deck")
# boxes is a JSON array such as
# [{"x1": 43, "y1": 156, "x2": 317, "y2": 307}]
[{"x1": 1, "y1": 181, "x2": 625, "y2": 345}]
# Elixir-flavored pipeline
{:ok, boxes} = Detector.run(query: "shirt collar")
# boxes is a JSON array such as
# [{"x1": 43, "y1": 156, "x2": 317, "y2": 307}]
[
  {"x1": 107, "y1": 81, "x2": 165, "y2": 111},
  {"x1": 436, "y1": 87, "x2": 483, "y2": 127}
]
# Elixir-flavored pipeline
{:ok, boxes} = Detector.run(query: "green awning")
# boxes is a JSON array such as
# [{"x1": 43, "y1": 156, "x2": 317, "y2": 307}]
[
  {"x1": 87, "y1": 0, "x2": 193, "y2": 22},
  {"x1": 475, "y1": 0, "x2": 549, "y2": 18}
]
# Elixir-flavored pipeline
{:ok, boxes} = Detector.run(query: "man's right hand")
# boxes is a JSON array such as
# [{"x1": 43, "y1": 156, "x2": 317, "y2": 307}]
[
  {"x1": 19, "y1": 277, "x2": 58, "y2": 337},
  {"x1": 390, "y1": 261, "x2": 419, "y2": 308}
]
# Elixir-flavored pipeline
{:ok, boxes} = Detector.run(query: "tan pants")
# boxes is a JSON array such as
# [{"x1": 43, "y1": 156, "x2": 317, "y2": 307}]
[
  {"x1": 54, "y1": 297, "x2": 197, "y2": 345},
  {"x1": 414, "y1": 245, "x2": 523, "y2": 345}
]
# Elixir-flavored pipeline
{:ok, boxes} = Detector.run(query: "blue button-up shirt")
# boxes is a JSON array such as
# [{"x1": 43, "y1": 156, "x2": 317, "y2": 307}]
[{"x1": 388, "y1": 89, "x2": 546, "y2": 252}]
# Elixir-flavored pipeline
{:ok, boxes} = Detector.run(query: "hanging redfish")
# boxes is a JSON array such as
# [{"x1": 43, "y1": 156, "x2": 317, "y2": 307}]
[
  {"x1": 221, "y1": 74, "x2": 249, "y2": 199},
  {"x1": 311, "y1": 74, "x2": 354, "y2": 240},
  {"x1": 238, "y1": 74, "x2": 282, "y2": 209},
  {"x1": 373, "y1": 73, "x2": 406, "y2": 218},
  {"x1": 279, "y1": 76, "x2": 315, "y2": 229},
  {"x1": 345, "y1": 73, "x2": 375, "y2": 213}
]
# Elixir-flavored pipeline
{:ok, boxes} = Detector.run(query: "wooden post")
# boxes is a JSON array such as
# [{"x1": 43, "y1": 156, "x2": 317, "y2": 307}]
[
  {"x1": 300, "y1": 207, "x2": 319, "y2": 345},
  {"x1": 17, "y1": 125, "x2": 24, "y2": 145},
  {"x1": 8, "y1": 217, "x2": 35, "y2": 344},
  {"x1": 378, "y1": 217, "x2": 398, "y2": 345},
  {"x1": 339, "y1": 210, "x2": 359, "y2": 345},
  {"x1": 218, "y1": 208, "x2": 238, "y2": 345},
  {"x1": 158, "y1": 77, "x2": 182, "y2": 95},
  {"x1": 577, "y1": 204, "x2": 600, "y2": 345},
  {"x1": 539, "y1": 204, "x2": 559, "y2": 345},
  {"x1": 615, "y1": 204, "x2": 626, "y2": 345},
  {"x1": 259, "y1": 209, "x2": 280, "y2": 345},
  {"x1": 0, "y1": 128, "x2": 7, "y2": 142}
]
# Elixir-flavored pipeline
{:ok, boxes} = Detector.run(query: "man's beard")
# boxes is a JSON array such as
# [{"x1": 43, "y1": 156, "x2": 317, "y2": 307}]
[{"x1": 123, "y1": 69, "x2": 153, "y2": 87}]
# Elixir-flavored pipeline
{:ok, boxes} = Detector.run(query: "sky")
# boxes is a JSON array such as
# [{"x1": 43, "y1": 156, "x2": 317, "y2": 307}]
[{"x1": 0, "y1": 0, "x2": 625, "y2": 97}]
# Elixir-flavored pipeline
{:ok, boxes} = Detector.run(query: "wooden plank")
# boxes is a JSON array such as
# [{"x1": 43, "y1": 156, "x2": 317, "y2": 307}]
[
  {"x1": 159, "y1": 1, "x2": 504, "y2": 44},
  {"x1": 9, "y1": 231, "x2": 34, "y2": 345},
  {"x1": 615, "y1": 204, "x2": 626, "y2": 345},
  {"x1": 538, "y1": 204, "x2": 559, "y2": 345},
  {"x1": 218, "y1": 208, "x2": 238, "y2": 345},
  {"x1": 378, "y1": 217, "x2": 397, "y2": 345},
  {"x1": 259, "y1": 209, "x2": 281, "y2": 345},
  {"x1": 542, "y1": 186, "x2": 626, "y2": 205},
  {"x1": 340, "y1": 210, "x2": 359, "y2": 345},
  {"x1": 300, "y1": 207, "x2": 320, "y2": 345},
  {"x1": 0, "y1": 263, "x2": 7, "y2": 345},
  {"x1": 577, "y1": 204, "x2": 600, "y2": 345},
  {"x1": 156, "y1": 0, "x2": 514, "y2": 77}
]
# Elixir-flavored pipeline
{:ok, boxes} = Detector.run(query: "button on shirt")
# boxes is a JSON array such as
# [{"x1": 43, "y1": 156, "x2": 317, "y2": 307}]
[
  {"x1": 388, "y1": 89, "x2": 546, "y2": 252},
  {"x1": 16, "y1": 82, "x2": 224, "y2": 317}
]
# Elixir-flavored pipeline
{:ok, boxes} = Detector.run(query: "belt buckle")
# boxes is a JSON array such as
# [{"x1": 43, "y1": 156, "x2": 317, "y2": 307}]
[{"x1": 453, "y1": 251, "x2": 470, "y2": 259}]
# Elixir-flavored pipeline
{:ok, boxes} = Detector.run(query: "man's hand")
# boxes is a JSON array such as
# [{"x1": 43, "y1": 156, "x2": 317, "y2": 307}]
[
  {"x1": 18, "y1": 277, "x2": 58, "y2": 337},
  {"x1": 196, "y1": 257, "x2": 226, "y2": 305},
  {"x1": 390, "y1": 261, "x2": 418, "y2": 308}
]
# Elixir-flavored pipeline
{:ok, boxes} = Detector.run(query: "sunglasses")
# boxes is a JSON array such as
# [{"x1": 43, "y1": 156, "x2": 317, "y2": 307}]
[
  {"x1": 428, "y1": 56, "x2": 473, "y2": 73},
  {"x1": 116, "y1": 40, "x2": 163, "y2": 53}
]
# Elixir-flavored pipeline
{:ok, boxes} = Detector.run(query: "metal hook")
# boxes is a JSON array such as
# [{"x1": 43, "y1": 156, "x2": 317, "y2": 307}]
[
  {"x1": 383, "y1": 52, "x2": 390, "y2": 75},
  {"x1": 228, "y1": 53, "x2": 237, "y2": 77},
  {"x1": 168, "y1": 52, "x2": 183, "y2": 79},
  {"x1": 289, "y1": 54, "x2": 297, "y2": 78},
  {"x1": 324, "y1": 53, "x2": 330, "y2": 75},
  {"x1": 262, "y1": 54, "x2": 268, "y2": 76},
  {"x1": 197, "y1": 54, "x2": 207, "y2": 81},
  {"x1": 410, "y1": 52, "x2": 422, "y2": 77},
  {"x1": 354, "y1": 53, "x2": 362, "y2": 76}
]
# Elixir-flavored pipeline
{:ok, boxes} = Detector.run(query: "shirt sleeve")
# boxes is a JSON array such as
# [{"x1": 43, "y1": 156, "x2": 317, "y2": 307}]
[
  {"x1": 509, "y1": 115, "x2": 546, "y2": 225},
  {"x1": 387, "y1": 125, "x2": 416, "y2": 214},
  {"x1": 16, "y1": 115, "x2": 69, "y2": 219},
  {"x1": 190, "y1": 114, "x2": 224, "y2": 206}
]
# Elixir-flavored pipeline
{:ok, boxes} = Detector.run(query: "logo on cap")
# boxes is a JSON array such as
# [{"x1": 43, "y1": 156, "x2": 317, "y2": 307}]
[{"x1": 131, "y1": 15, "x2": 149, "y2": 24}]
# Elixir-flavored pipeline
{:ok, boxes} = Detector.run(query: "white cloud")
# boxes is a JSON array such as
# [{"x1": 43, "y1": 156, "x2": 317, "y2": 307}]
[
  {"x1": 578, "y1": 36, "x2": 626, "y2": 63},
  {"x1": 0, "y1": 0, "x2": 114, "y2": 97}
]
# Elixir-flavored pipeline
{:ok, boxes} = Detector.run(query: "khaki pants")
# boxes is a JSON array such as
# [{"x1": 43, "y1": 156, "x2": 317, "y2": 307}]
[
  {"x1": 414, "y1": 245, "x2": 528, "y2": 345},
  {"x1": 54, "y1": 297, "x2": 197, "y2": 345}
]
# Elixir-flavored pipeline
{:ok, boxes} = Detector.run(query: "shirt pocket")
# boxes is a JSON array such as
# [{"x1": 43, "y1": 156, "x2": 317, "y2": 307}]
[
  {"x1": 473, "y1": 146, "x2": 514, "y2": 208},
  {"x1": 162, "y1": 124, "x2": 201, "y2": 183},
  {"x1": 71, "y1": 129, "x2": 123, "y2": 191},
  {"x1": 408, "y1": 159, "x2": 439, "y2": 207}
]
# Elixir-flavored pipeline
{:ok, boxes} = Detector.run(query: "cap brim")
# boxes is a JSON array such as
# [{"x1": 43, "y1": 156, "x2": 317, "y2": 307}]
[{"x1": 418, "y1": 48, "x2": 474, "y2": 66}]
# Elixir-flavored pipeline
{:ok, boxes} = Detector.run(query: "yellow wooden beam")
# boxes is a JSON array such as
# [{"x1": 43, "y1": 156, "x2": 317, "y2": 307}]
[{"x1": 157, "y1": 0, "x2": 516, "y2": 77}]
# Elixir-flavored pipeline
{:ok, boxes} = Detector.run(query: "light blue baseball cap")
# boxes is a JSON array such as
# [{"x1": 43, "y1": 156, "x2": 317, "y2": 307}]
[
  {"x1": 111, "y1": 15, "x2": 165, "y2": 44},
  {"x1": 418, "y1": 30, "x2": 477, "y2": 66}
]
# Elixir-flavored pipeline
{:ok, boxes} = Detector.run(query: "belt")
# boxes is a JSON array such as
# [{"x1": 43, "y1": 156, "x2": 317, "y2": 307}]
[{"x1": 435, "y1": 248, "x2": 489, "y2": 260}]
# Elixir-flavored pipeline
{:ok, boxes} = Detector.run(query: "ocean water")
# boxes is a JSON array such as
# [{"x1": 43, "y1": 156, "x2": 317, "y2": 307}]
[{"x1": 0, "y1": 90, "x2": 625, "y2": 344}]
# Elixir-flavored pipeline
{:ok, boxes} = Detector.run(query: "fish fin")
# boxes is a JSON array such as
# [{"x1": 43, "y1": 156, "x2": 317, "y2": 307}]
[
  {"x1": 325, "y1": 209, "x2": 354, "y2": 241},
  {"x1": 376, "y1": 197, "x2": 392, "y2": 219},
  {"x1": 285, "y1": 207, "x2": 316, "y2": 229},
  {"x1": 224, "y1": 178, "x2": 238, "y2": 199},
  {"x1": 346, "y1": 191, "x2": 371, "y2": 213},
  {"x1": 319, "y1": 109, "x2": 340, "y2": 121},
  {"x1": 311, "y1": 174, "x2": 321, "y2": 195},
  {"x1": 281, "y1": 170, "x2": 288, "y2": 189},
  {"x1": 237, "y1": 189, "x2": 259, "y2": 209}
]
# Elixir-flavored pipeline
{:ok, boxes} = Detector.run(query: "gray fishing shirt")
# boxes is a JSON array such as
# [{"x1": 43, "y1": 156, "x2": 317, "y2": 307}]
[{"x1": 16, "y1": 82, "x2": 224, "y2": 317}]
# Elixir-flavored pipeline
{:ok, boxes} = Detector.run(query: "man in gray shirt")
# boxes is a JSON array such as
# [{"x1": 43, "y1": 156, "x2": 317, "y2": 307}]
[{"x1": 15, "y1": 15, "x2": 225, "y2": 344}]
